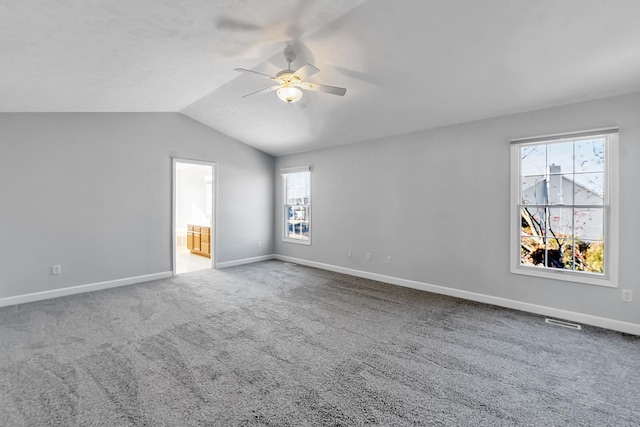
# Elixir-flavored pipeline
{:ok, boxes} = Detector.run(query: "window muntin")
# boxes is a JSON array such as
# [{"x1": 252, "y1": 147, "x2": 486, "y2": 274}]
[
  {"x1": 282, "y1": 169, "x2": 311, "y2": 244},
  {"x1": 512, "y1": 130, "x2": 617, "y2": 286}
]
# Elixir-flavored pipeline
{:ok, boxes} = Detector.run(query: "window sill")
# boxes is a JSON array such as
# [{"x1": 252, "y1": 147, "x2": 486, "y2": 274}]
[
  {"x1": 511, "y1": 265, "x2": 617, "y2": 288},
  {"x1": 282, "y1": 238, "x2": 311, "y2": 246}
]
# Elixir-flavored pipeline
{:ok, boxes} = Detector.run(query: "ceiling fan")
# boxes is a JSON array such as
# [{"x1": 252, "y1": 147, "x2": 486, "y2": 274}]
[{"x1": 234, "y1": 47, "x2": 347, "y2": 104}]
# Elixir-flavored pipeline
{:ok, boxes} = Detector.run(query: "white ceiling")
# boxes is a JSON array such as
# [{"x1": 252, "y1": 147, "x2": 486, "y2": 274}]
[{"x1": 2, "y1": 0, "x2": 640, "y2": 156}]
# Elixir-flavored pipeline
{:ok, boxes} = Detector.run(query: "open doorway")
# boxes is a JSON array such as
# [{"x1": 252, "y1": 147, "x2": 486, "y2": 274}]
[{"x1": 173, "y1": 159, "x2": 216, "y2": 274}]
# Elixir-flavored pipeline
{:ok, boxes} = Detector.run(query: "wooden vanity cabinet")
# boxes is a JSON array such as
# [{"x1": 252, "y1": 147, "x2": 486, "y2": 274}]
[{"x1": 187, "y1": 224, "x2": 211, "y2": 258}]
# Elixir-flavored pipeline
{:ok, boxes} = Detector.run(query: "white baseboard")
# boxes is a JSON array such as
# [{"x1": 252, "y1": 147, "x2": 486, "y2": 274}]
[
  {"x1": 0, "y1": 271, "x2": 173, "y2": 308},
  {"x1": 4, "y1": 255, "x2": 637, "y2": 336},
  {"x1": 216, "y1": 254, "x2": 277, "y2": 269},
  {"x1": 274, "y1": 255, "x2": 640, "y2": 336}
]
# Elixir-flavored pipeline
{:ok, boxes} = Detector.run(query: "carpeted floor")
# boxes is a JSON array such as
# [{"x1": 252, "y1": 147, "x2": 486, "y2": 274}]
[{"x1": 1, "y1": 260, "x2": 638, "y2": 426}]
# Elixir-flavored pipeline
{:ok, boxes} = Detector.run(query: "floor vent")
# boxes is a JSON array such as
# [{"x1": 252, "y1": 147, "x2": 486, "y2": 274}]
[{"x1": 545, "y1": 318, "x2": 582, "y2": 330}]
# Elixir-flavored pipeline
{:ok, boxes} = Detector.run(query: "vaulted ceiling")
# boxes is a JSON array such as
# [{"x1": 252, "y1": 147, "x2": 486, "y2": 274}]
[{"x1": 2, "y1": 0, "x2": 640, "y2": 156}]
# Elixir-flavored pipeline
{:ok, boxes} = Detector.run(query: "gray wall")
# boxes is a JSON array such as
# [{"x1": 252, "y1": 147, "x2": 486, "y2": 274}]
[
  {"x1": 0, "y1": 113, "x2": 274, "y2": 298},
  {"x1": 275, "y1": 92, "x2": 640, "y2": 325}
]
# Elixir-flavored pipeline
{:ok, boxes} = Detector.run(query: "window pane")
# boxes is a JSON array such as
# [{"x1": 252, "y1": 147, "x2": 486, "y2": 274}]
[
  {"x1": 574, "y1": 240, "x2": 604, "y2": 273},
  {"x1": 546, "y1": 173, "x2": 571, "y2": 205},
  {"x1": 558, "y1": 174, "x2": 574, "y2": 205},
  {"x1": 521, "y1": 207, "x2": 545, "y2": 236},
  {"x1": 286, "y1": 172, "x2": 310, "y2": 205},
  {"x1": 575, "y1": 138, "x2": 605, "y2": 173},
  {"x1": 574, "y1": 208, "x2": 604, "y2": 240},
  {"x1": 560, "y1": 240, "x2": 576, "y2": 271},
  {"x1": 521, "y1": 236, "x2": 544, "y2": 266},
  {"x1": 520, "y1": 145, "x2": 546, "y2": 176},
  {"x1": 544, "y1": 238, "x2": 571, "y2": 270},
  {"x1": 521, "y1": 175, "x2": 547, "y2": 205},
  {"x1": 285, "y1": 205, "x2": 310, "y2": 240},
  {"x1": 573, "y1": 172, "x2": 604, "y2": 205},
  {"x1": 547, "y1": 141, "x2": 574, "y2": 174},
  {"x1": 548, "y1": 207, "x2": 573, "y2": 239}
]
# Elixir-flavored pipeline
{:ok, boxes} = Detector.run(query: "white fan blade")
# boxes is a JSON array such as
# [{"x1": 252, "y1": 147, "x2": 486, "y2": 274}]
[
  {"x1": 242, "y1": 85, "x2": 282, "y2": 98},
  {"x1": 217, "y1": 18, "x2": 263, "y2": 33},
  {"x1": 234, "y1": 68, "x2": 275, "y2": 80},
  {"x1": 292, "y1": 63, "x2": 320, "y2": 80},
  {"x1": 300, "y1": 81, "x2": 346, "y2": 96}
]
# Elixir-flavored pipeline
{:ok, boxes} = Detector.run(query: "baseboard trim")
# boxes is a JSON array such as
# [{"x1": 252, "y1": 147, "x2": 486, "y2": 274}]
[
  {"x1": 216, "y1": 254, "x2": 277, "y2": 269},
  {"x1": 274, "y1": 255, "x2": 640, "y2": 336},
  {"x1": 5, "y1": 256, "x2": 637, "y2": 336},
  {"x1": 0, "y1": 271, "x2": 173, "y2": 308}
]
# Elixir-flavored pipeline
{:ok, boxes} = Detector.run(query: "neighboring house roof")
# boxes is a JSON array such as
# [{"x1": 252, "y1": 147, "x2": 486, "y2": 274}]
[{"x1": 522, "y1": 175, "x2": 603, "y2": 205}]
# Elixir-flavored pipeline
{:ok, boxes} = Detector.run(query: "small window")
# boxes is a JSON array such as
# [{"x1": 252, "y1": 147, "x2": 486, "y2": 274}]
[
  {"x1": 282, "y1": 166, "x2": 311, "y2": 244},
  {"x1": 510, "y1": 129, "x2": 618, "y2": 287}
]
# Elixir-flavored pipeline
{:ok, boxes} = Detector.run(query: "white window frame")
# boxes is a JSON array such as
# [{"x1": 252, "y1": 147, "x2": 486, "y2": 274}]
[
  {"x1": 281, "y1": 166, "x2": 311, "y2": 245},
  {"x1": 510, "y1": 128, "x2": 619, "y2": 287}
]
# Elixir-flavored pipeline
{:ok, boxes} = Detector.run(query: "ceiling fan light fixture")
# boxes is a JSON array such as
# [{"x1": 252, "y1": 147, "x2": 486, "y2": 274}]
[
  {"x1": 235, "y1": 48, "x2": 346, "y2": 102},
  {"x1": 277, "y1": 86, "x2": 303, "y2": 103}
]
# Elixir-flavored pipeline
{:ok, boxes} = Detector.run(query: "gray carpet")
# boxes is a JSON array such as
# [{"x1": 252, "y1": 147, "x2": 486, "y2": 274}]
[{"x1": 1, "y1": 260, "x2": 638, "y2": 426}]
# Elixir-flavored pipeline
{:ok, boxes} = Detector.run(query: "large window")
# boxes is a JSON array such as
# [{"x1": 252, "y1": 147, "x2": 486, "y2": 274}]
[
  {"x1": 510, "y1": 129, "x2": 618, "y2": 287},
  {"x1": 282, "y1": 166, "x2": 311, "y2": 244}
]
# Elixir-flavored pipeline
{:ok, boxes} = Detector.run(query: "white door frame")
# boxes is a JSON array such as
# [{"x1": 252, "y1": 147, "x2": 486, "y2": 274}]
[{"x1": 172, "y1": 158, "x2": 218, "y2": 275}]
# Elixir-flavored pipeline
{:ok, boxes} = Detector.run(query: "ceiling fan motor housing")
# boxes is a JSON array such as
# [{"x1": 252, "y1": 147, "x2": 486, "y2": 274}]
[{"x1": 275, "y1": 70, "x2": 301, "y2": 86}]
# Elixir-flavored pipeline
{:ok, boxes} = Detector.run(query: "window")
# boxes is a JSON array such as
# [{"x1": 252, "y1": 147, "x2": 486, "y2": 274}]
[
  {"x1": 510, "y1": 129, "x2": 618, "y2": 287},
  {"x1": 282, "y1": 166, "x2": 311, "y2": 244}
]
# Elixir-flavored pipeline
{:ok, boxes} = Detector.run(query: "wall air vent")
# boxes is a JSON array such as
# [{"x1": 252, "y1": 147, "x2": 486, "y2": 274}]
[{"x1": 545, "y1": 318, "x2": 582, "y2": 330}]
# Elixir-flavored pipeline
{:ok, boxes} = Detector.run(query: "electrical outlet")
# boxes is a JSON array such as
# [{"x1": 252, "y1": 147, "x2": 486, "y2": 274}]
[
  {"x1": 366, "y1": 253, "x2": 371, "y2": 261},
  {"x1": 622, "y1": 289, "x2": 633, "y2": 302},
  {"x1": 386, "y1": 256, "x2": 392, "y2": 264},
  {"x1": 257, "y1": 241, "x2": 261, "y2": 248},
  {"x1": 346, "y1": 249, "x2": 352, "y2": 258},
  {"x1": 51, "y1": 265, "x2": 61, "y2": 275}
]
